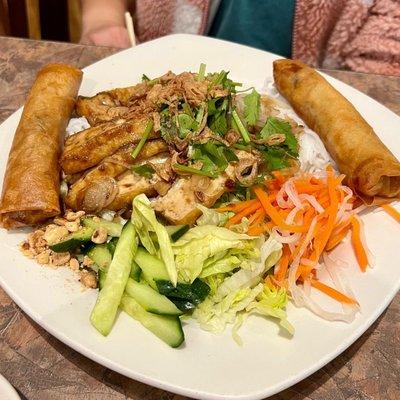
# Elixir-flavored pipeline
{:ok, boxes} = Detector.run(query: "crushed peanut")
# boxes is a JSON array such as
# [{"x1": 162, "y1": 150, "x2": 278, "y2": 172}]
[
  {"x1": 69, "y1": 258, "x2": 80, "y2": 271},
  {"x1": 65, "y1": 210, "x2": 85, "y2": 222},
  {"x1": 27, "y1": 230, "x2": 47, "y2": 255},
  {"x1": 50, "y1": 251, "x2": 71, "y2": 266},
  {"x1": 65, "y1": 221, "x2": 80, "y2": 232},
  {"x1": 83, "y1": 255, "x2": 94, "y2": 267},
  {"x1": 36, "y1": 250, "x2": 51, "y2": 265},
  {"x1": 53, "y1": 217, "x2": 67, "y2": 226},
  {"x1": 80, "y1": 270, "x2": 97, "y2": 289},
  {"x1": 43, "y1": 225, "x2": 69, "y2": 245},
  {"x1": 91, "y1": 227, "x2": 108, "y2": 244}
]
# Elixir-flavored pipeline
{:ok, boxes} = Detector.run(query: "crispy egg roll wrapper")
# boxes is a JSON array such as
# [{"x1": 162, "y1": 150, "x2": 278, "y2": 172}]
[
  {"x1": 273, "y1": 59, "x2": 400, "y2": 201},
  {"x1": 0, "y1": 64, "x2": 82, "y2": 229}
]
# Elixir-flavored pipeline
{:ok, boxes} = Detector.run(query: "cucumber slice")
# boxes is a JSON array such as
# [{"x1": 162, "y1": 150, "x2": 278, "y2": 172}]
[
  {"x1": 120, "y1": 295, "x2": 184, "y2": 348},
  {"x1": 134, "y1": 247, "x2": 169, "y2": 289},
  {"x1": 165, "y1": 225, "x2": 190, "y2": 242},
  {"x1": 49, "y1": 227, "x2": 94, "y2": 253},
  {"x1": 107, "y1": 237, "x2": 119, "y2": 255},
  {"x1": 90, "y1": 222, "x2": 138, "y2": 336},
  {"x1": 98, "y1": 269, "x2": 106, "y2": 290},
  {"x1": 125, "y1": 279, "x2": 182, "y2": 316},
  {"x1": 130, "y1": 260, "x2": 141, "y2": 281},
  {"x1": 83, "y1": 218, "x2": 123, "y2": 237},
  {"x1": 87, "y1": 244, "x2": 112, "y2": 270},
  {"x1": 156, "y1": 279, "x2": 211, "y2": 311}
]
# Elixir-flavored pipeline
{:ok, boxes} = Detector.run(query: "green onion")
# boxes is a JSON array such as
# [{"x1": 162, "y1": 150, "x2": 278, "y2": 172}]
[
  {"x1": 131, "y1": 120, "x2": 154, "y2": 159},
  {"x1": 132, "y1": 164, "x2": 155, "y2": 179},
  {"x1": 142, "y1": 74, "x2": 150, "y2": 82},
  {"x1": 196, "y1": 104, "x2": 205, "y2": 124},
  {"x1": 197, "y1": 63, "x2": 206, "y2": 81},
  {"x1": 173, "y1": 164, "x2": 217, "y2": 178},
  {"x1": 232, "y1": 110, "x2": 250, "y2": 143}
]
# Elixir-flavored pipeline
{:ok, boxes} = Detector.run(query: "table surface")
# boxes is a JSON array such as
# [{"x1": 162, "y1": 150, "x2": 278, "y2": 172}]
[{"x1": 0, "y1": 37, "x2": 399, "y2": 400}]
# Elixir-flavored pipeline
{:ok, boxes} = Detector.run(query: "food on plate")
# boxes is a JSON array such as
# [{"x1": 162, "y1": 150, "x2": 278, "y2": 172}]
[
  {"x1": 0, "y1": 63, "x2": 82, "y2": 229},
  {"x1": 273, "y1": 59, "x2": 400, "y2": 201},
  {"x1": 6, "y1": 62, "x2": 400, "y2": 348}
]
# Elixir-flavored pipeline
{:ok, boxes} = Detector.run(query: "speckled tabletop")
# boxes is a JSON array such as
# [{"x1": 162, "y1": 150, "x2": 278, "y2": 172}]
[{"x1": 0, "y1": 37, "x2": 399, "y2": 400}]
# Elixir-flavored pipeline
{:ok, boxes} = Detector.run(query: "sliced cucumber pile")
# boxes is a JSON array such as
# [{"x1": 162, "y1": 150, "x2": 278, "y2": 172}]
[
  {"x1": 82, "y1": 217, "x2": 123, "y2": 237},
  {"x1": 49, "y1": 227, "x2": 93, "y2": 253},
  {"x1": 165, "y1": 225, "x2": 189, "y2": 242}
]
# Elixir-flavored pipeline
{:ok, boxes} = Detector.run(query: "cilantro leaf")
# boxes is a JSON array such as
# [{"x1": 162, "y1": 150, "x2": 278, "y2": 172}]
[
  {"x1": 258, "y1": 117, "x2": 291, "y2": 139},
  {"x1": 160, "y1": 113, "x2": 179, "y2": 144},
  {"x1": 262, "y1": 147, "x2": 288, "y2": 171},
  {"x1": 243, "y1": 89, "x2": 260, "y2": 126},
  {"x1": 132, "y1": 164, "x2": 155, "y2": 179}
]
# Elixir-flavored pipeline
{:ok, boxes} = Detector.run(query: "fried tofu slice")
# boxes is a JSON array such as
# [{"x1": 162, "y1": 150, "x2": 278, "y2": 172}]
[
  {"x1": 75, "y1": 83, "x2": 148, "y2": 125},
  {"x1": 152, "y1": 175, "x2": 228, "y2": 225},
  {"x1": 61, "y1": 116, "x2": 156, "y2": 175},
  {"x1": 65, "y1": 140, "x2": 168, "y2": 211}
]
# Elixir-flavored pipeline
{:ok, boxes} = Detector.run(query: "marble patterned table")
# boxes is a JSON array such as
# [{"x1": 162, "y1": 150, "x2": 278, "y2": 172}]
[{"x1": 0, "y1": 37, "x2": 399, "y2": 400}]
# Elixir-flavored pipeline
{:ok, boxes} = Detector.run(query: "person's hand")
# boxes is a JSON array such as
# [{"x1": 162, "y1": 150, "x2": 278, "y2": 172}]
[{"x1": 80, "y1": 25, "x2": 131, "y2": 49}]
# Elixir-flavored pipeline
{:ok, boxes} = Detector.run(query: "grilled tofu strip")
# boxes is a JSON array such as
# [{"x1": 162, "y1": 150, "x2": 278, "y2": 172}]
[
  {"x1": 61, "y1": 116, "x2": 156, "y2": 175},
  {"x1": 153, "y1": 175, "x2": 228, "y2": 225},
  {"x1": 65, "y1": 140, "x2": 168, "y2": 211},
  {"x1": 76, "y1": 83, "x2": 148, "y2": 125}
]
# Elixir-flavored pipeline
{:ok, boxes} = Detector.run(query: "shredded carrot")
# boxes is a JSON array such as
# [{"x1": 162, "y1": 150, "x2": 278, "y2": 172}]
[
  {"x1": 350, "y1": 216, "x2": 368, "y2": 272},
  {"x1": 217, "y1": 199, "x2": 259, "y2": 213},
  {"x1": 275, "y1": 245, "x2": 290, "y2": 281},
  {"x1": 326, "y1": 223, "x2": 351, "y2": 251},
  {"x1": 254, "y1": 187, "x2": 307, "y2": 233},
  {"x1": 226, "y1": 202, "x2": 261, "y2": 227},
  {"x1": 310, "y1": 279, "x2": 359, "y2": 305},
  {"x1": 382, "y1": 204, "x2": 400, "y2": 223},
  {"x1": 248, "y1": 208, "x2": 264, "y2": 225}
]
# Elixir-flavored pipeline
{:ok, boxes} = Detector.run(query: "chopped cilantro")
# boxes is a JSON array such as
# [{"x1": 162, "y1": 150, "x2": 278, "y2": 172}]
[
  {"x1": 197, "y1": 63, "x2": 206, "y2": 81},
  {"x1": 132, "y1": 164, "x2": 155, "y2": 179},
  {"x1": 243, "y1": 89, "x2": 260, "y2": 126}
]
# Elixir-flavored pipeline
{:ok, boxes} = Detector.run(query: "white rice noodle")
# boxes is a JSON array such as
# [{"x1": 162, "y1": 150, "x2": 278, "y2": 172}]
[
  {"x1": 298, "y1": 194, "x2": 324, "y2": 214},
  {"x1": 66, "y1": 117, "x2": 90, "y2": 136},
  {"x1": 291, "y1": 216, "x2": 318, "y2": 268},
  {"x1": 276, "y1": 188, "x2": 293, "y2": 209},
  {"x1": 336, "y1": 186, "x2": 354, "y2": 223},
  {"x1": 272, "y1": 227, "x2": 301, "y2": 244},
  {"x1": 283, "y1": 180, "x2": 303, "y2": 209}
]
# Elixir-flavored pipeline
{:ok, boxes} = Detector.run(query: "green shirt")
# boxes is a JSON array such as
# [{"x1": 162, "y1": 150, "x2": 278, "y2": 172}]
[{"x1": 209, "y1": 0, "x2": 296, "y2": 58}]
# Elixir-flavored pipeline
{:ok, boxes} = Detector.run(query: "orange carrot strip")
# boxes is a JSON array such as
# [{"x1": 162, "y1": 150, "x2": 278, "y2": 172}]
[
  {"x1": 382, "y1": 204, "x2": 400, "y2": 223},
  {"x1": 310, "y1": 279, "x2": 358, "y2": 305},
  {"x1": 350, "y1": 216, "x2": 368, "y2": 272},
  {"x1": 226, "y1": 202, "x2": 261, "y2": 227},
  {"x1": 275, "y1": 245, "x2": 290, "y2": 281},
  {"x1": 217, "y1": 199, "x2": 259, "y2": 213},
  {"x1": 326, "y1": 223, "x2": 351, "y2": 251},
  {"x1": 254, "y1": 187, "x2": 307, "y2": 233},
  {"x1": 248, "y1": 208, "x2": 264, "y2": 225}
]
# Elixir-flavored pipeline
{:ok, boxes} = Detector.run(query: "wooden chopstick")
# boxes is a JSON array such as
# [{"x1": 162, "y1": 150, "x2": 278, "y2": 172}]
[{"x1": 124, "y1": 12, "x2": 136, "y2": 47}]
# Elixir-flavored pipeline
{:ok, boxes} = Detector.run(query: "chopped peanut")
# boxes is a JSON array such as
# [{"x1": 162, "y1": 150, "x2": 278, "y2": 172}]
[
  {"x1": 53, "y1": 217, "x2": 67, "y2": 226},
  {"x1": 65, "y1": 221, "x2": 80, "y2": 232},
  {"x1": 83, "y1": 255, "x2": 94, "y2": 267},
  {"x1": 36, "y1": 250, "x2": 51, "y2": 265},
  {"x1": 43, "y1": 225, "x2": 69, "y2": 245},
  {"x1": 69, "y1": 258, "x2": 80, "y2": 271},
  {"x1": 91, "y1": 227, "x2": 108, "y2": 244},
  {"x1": 80, "y1": 270, "x2": 97, "y2": 289},
  {"x1": 50, "y1": 251, "x2": 71, "y2": 266},
  {"x1": 65, "y1": 210, "x2": 85, "y2": 222}
]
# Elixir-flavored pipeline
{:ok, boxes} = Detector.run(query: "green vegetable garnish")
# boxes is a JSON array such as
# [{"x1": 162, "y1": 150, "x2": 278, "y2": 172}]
[
  {"x1": 197, "y1": 63, "x2": 206, "y2": 81},
  {"x1": 232, "y1": 110, "x2": 250, "y2": 143},
  {"x1": 142, "y1": 74, "x2": 150, "y2": 82},
  {"x1": 259, "y1": 116, "x2": 291, "y2": 139},
  {"x1": 243, "y1": 89, "x2": 260, "y2": 126},
  {"x1": 173, "y1": 164, "x2": 217, "y2": 178},
  {"x1": 133, "y1": 164, "x2": 155, "y2": 179},
  {"x1": 131, "y1": 120, "x2": 154, "y2": 159}
]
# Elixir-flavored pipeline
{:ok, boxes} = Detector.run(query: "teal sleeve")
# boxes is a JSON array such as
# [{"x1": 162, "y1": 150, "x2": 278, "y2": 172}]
[{"x1": 209, "y1": 0, "x2": 296, "y2": 58}]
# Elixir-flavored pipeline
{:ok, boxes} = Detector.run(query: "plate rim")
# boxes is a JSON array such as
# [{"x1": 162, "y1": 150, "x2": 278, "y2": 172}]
[{"x1": 0, "y1": 33, "x2": 399, "y2": 400}]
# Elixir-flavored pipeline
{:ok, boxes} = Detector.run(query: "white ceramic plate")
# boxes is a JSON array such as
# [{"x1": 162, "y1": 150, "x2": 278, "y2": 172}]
[
  {"x1": 0, "y1": 375, "x2": 20, "y2": 400},
  {"x1": 0, "y1": 35, "x2": 399, "y2": 400}
]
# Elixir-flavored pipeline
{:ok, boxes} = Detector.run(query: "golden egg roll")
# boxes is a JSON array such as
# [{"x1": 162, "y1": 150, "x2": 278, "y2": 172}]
[
  {"x1": 273, "y1": 59, "x2": 400, "y2": 201},
  {"x1": 0, "y1": 63, "x2": 83, "y2": 229}
]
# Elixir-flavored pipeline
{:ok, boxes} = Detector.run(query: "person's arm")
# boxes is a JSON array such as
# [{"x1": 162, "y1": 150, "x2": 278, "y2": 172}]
[{"x1": 80, "y1": 0, "x2": 130, "y2": 48}]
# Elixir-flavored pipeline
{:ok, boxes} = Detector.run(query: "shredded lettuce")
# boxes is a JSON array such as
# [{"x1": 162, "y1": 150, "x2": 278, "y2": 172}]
[
  {"x1": 192, "y1": 236, "x2": 284, "y2": 335},
  {"x1": 173, "y1": 225, "x2": 255, "y2": 283},
  {"x1": 196, "y1": 204, "x2": 231, "y2": 226},
  {"x1": 131, "y1": 194, "x2": 177, "y2": 285},
  {"x1": 247, "y1": 284, "x2": 294, "y2": 335}
]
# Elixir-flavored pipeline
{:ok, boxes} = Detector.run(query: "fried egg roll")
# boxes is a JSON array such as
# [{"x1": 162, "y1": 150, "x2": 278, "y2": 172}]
[
  {"x1": 0, "y1": 64, "x2": 82, "y2": 229},
  {"x1": 273, "y1": 59, "x2": 400, "y2": 201}
]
